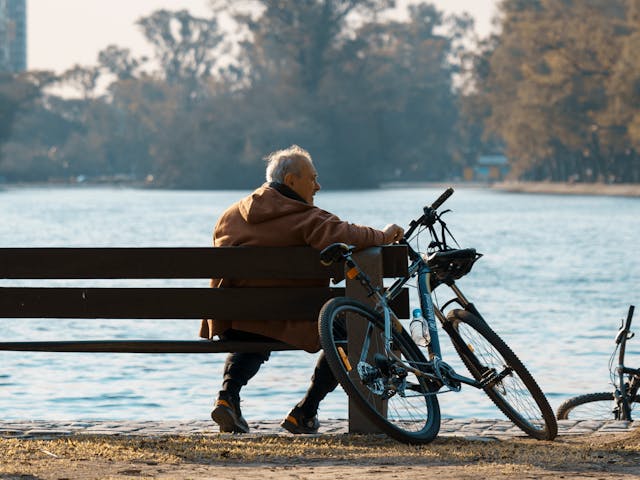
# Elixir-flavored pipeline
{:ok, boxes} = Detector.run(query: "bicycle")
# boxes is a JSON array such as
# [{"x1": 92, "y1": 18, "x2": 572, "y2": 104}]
[
  {"x1": 556, "y1": 305, "x2": 639, "y2": 420},
  {"x1": 318, "y1": 188, "x2": 558, "y2": 444}
]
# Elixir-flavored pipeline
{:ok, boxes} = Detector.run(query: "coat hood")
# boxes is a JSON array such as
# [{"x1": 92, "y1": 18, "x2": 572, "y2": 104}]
[{"x1": 238, "y1": 184, "x2": 311, "y2": 224}]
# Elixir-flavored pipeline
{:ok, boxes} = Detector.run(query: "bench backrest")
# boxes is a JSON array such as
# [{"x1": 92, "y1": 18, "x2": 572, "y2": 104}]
[
  {"x1": 0, "y1": 246, "x2": 409, "y2": 352},
  {"x1": 0, "y1": 246, "x2": 408, "y2": 317}
]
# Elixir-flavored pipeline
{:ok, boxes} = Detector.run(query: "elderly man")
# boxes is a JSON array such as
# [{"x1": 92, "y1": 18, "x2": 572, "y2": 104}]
[{"x1": 200, "y1": 145, "x2": 403, "y2": 434}]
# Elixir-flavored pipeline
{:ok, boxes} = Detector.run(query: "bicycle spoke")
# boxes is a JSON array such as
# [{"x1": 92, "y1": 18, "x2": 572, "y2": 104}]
[
  {"x1": 319, "y1": 297, "x2": 441, "y2": 443},
  {"x1": 447, "y1": 309, "x2": 557, "y2": 439},
  {"x1": 458, "y1": 323, "x2": 546, "y2": 428},
  {"x1": 564, "y1": 399, "x2": 618, "y2": 419},
  {"x1": 556, "y1": 392, "x2": 640, "y2": 420},
  {"x1": 353, "y1": 329, "x2": 432, "y2": 433}
]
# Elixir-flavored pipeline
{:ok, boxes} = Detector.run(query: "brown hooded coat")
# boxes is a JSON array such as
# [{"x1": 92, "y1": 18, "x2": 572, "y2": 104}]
[{"x1": 199, "y1": 184, "x2": 388, "y2": 352}]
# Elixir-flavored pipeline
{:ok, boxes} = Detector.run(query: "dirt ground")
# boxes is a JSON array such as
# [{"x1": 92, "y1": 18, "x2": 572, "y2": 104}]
[{"x1": 2, "y1": 430, "x2": 640, "y2": 480}]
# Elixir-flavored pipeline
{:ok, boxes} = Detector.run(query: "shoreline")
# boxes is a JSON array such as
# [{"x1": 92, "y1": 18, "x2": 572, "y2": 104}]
[
  {"x1": 382, "y1": 180, "x2": 640, "y2": 197},
  {"x1": 2, "y1": 417, "x2": 636, "y2": 439},
  {"x1": 3, "y1": 180, "x2": 640, "y2": 197},
  {"x1": 491, "y1": 181, "x2": 640, "y2": 197}
]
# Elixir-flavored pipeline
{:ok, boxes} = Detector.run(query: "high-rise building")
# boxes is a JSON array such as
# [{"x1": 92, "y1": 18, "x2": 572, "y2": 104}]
[{"x1": 0, "y1": 0, "x2": 26, "y2": 72}]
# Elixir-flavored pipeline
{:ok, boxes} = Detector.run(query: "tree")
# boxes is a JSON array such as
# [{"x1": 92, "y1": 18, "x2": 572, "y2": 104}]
[
  {"x1": 136, "y1": 9, "x2": 226, "y2": 100},
  {"x1": 600, "y1": 0, "x2": 640, "y2": 181},
  {"x1": 98, "y1": 45, "x2": 145, "y2": 81},
  {"x1": 62, "y1": 64, "x2": 101, "y2": 100},
  {"x1": 465, "y1": 0, "x2": 640, "y2": 182},
  {"x1": 209, "y1": 0, "x2": 468, "y2": 187},
  {"x1": 0, "y1": 71, "x2": 55, "y2": 172},
  {"x1": 316, "y1": 3, "x2": 469, "y2": 184}
]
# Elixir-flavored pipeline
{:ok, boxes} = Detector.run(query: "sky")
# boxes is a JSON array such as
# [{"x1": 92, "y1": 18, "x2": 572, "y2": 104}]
[{"x1": 27, "y1": 0, "x2": 498, "y2": 73}]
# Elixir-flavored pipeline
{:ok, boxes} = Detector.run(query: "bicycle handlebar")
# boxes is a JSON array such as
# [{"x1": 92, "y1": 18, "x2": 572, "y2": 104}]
[
  {"x1": 625, "y1": 305, "x2": 635, "y2": 331},
  {"x1": 616, "y1": 305, "x2": 636, "y2": 345},
  {"x1": 403, "y1": 188, "x2": 455, "y2": 240},
  {"x1": 430, "y1": 187, "x2": 454, "y2": 210}
]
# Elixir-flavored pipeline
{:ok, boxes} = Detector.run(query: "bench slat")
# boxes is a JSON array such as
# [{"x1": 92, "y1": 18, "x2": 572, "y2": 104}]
[
  {"x1": 0, "y1": 247, "x2": 338, "y2": 279},
  {"x1": 0, "y1": 287, "x2": 334, "y2": 320},
  {"x1": 0, "y1": 246, "x2": 408, "y2": 279},
  {"x1": 0, "y1": 287, "x2": 410, "y2": 319},
  {"x1": 0, "y1": 340, "x2": 296, "y2": 353}
]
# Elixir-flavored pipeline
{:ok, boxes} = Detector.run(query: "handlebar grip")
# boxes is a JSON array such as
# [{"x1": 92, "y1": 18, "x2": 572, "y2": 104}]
[
  {"x1": 430, "y1": 187, "x2": 454, "y2": 210},
  {"x1": 625, "y1": 305, "x2": 635, "y2": 330}
]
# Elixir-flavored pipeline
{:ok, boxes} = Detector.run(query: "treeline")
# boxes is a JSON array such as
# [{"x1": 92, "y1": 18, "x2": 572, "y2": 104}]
[
  {"x1": 462, "y1": 0, "x2": 640, "y2": 183},
  {"x1": 0, "y1": 0, "x2": 639, "y2": 188}
]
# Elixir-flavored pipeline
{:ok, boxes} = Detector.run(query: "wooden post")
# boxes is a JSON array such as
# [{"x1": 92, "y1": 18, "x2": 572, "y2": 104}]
[{"x1": 345, "y1": 246, "x2": 385, "y2": 434}]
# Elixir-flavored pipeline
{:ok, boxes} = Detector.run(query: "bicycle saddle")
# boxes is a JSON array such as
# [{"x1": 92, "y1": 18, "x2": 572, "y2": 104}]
[{"x1": 320, "y1": 243, "x2": 353, "y2": 266}]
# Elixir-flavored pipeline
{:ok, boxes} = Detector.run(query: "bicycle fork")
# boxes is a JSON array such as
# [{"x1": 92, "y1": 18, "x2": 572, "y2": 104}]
[
  {"x1": 346, "y1": 256, "x2": 505, "y2": 395},
  {"x1": 615, "y1": 367, "x2": 640, "y2": 420},
  {"x1": 412, "y1": 267, "x2": 485, "y2": 390},
  {"x1": 418, "y1": 270, "x2": 515, "y2": 392}
]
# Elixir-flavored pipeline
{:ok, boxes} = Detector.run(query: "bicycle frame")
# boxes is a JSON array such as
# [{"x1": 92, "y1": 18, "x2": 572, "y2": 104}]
[
  {"x1": 319, "y1": 189, "x2": 557, "y2": 442},
  {"x1": 359, "y1": 244, "x2": 490, "y2": 392},
  {"x1": 331, "y1": 186, "x2": 524, "y2": 396},
  {"x1": 614, "y1": 305, "x2": 639, "y2": 420},
  {"x1": 557, "y1": 305, "x2": 639, "y2": 422}
]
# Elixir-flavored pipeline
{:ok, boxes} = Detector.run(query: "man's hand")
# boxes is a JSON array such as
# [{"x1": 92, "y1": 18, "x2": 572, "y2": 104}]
[{"x1": 382, "y1": 224, "x2": 404, "y2": 244}]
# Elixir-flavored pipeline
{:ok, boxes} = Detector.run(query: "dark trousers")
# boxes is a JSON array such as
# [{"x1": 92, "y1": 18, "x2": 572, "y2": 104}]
[{"x1": 219, "y1": 329, "x2": 338, "y2": 416}]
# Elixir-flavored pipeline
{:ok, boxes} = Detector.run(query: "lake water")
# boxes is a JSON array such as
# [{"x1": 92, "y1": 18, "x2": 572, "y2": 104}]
[{"x1": 1, "y1": 185, "x2": 639, "y2": 422}]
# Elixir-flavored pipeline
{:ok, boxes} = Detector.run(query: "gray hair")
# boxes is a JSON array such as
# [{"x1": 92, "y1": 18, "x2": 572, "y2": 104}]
[{"x1": 265, "y1": 145, "x2": 313, "y2": 183}]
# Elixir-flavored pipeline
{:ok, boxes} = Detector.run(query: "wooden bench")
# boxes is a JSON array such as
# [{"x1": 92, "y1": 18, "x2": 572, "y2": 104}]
[{"x1": 0, "y1": 245, "x2": 408, "y2": 431}]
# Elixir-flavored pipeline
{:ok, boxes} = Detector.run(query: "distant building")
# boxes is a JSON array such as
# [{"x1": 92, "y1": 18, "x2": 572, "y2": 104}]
[
  {"x1": 0, "y1": 0, "x2": 26, "y2": 72},
  {"x1": 463, "y1": 155, "x2": 510, "y2": 182}
]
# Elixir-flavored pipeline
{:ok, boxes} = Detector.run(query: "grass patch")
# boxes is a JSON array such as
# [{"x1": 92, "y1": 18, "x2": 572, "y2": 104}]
[{"x1": 1, "y1": 431, "x2": 639, "y2": 471}]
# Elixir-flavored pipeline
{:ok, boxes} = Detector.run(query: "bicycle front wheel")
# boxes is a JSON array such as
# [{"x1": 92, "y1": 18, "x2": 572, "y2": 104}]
[
  {"x1": 319, "y1": 297, "x2": 441, "y2": 444},
  {"x1": 557, "y1": 392, "x2": 640, "y2": 420},
  {"x1": 445, "y1": 309, "x2": 557, "y2": 440}
]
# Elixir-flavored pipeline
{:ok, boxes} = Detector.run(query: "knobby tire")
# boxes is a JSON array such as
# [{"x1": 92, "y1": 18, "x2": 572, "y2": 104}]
[
  {"x1": 556, "y1": 392, "x2": 640, "y2": 420},
  {"x1": 319, "y1": 297, "x2": 441, "y2": 444},
  {"x1": 445, "y1": 309, "x2": 558, "y2": 440}
]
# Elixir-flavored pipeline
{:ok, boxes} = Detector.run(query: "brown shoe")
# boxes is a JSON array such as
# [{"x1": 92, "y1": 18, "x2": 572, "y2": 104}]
[
  {"x1": 211, "y1": 398, "x2": 250, "y2": 433},
  {"x1": 281, "y1": 407, "x2": 320, "y2": 434}
]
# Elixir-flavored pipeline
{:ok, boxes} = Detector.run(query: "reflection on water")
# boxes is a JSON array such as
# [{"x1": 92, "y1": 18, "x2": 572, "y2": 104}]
[{"x1": 1, "y1": 186, "x2": 639, "y2": 421}]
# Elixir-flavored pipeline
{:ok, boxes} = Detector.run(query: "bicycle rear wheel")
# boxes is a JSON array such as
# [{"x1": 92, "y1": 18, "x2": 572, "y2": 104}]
[
  {"x1": 445, "y1": 309, "x2": 557, "y2": 440},
  {"x1": 557, "y1": 392, "x2": 640, "y2": 420},
  {"x1": 319, "y1": 297, "x2": 441, "y2": 444}
]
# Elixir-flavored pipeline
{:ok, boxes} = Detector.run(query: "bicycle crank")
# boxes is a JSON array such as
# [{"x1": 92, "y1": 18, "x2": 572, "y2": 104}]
[{"x1": 432, "y1": 357, "x2": 462, "y2": 391}]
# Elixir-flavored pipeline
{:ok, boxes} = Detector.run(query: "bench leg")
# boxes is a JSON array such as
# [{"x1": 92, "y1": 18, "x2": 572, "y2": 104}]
[{"x1": 345, "y1": 247, "x2": 385, "y2": 434}]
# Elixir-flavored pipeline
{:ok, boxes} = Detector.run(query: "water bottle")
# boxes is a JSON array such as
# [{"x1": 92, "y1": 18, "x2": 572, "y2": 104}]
[{"x1": 410, "y1": 308, "x2": 430, "y2": 347}]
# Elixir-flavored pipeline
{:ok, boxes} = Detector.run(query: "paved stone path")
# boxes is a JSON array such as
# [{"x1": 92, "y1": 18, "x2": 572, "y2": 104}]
[{"x1": 0, "y1": 418, "x2": 636, "y2": 440}]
